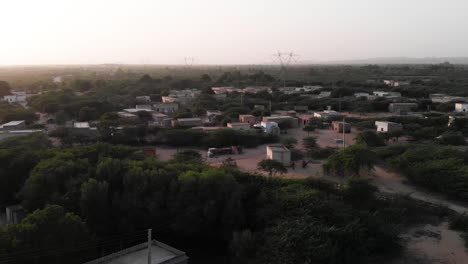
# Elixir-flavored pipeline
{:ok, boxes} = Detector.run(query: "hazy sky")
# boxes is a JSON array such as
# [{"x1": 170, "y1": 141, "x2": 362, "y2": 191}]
[{"x1": 1, "y1": 0, "x2": 467, "y2": 65}]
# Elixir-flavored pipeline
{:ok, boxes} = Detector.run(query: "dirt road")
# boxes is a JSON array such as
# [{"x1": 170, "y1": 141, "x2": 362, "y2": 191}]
[{"x1": 371, "y1": 166, "x2": 468, "y2": 214}]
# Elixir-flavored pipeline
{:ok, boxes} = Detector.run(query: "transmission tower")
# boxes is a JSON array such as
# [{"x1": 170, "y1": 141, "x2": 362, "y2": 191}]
[
  {"x1": 272, "y1": 51, "x2": 300, "y2": 88},
  {"x1": 184, "y1": 57, "x2": 196, "y2": 68}
]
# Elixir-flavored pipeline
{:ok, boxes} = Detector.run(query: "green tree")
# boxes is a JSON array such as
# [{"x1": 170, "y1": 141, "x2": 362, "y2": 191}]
[
  {"x1": 172, "y1": 150, "x2": 203, "y2": 163},
  {"x1": 0, "y1": 81, "x2": 12, "y2": 96},
  {"x1": 257, "y1": 159, "x2": 287, "y2": 177},
  {"x1": 0, "y1": 205, "x2": 94, "y2": 264},
  {"x1": 280, "y1": 137, "x2": 297, "y2": 149},
  {"x1": 80, "y1": 179, "x2": 110, "y2": 234},
  {"x1": 303, "y1": 124, "x2": 316, "y2": 136},
  {"x1": 355, "y1": 130, "x2": 385, "y2": 147},
  {"x1": 323, "y1": 145, "x2": 378, "y2": 176}
]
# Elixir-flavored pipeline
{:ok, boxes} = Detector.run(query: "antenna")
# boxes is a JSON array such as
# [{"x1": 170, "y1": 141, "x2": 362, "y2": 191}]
[{"x1": 272, "y1": 51, "x2": 300, "y2": 88}]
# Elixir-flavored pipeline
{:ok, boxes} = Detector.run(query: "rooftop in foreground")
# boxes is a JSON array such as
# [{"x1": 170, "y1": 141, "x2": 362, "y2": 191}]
[{"x1": 84, "y1": 240, "x2": 188, "y2": 264}]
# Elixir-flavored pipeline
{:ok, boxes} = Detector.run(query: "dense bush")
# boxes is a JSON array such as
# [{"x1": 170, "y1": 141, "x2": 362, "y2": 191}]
[{"x1": 390, "y1": 146, "x2": 468, "y2": 202}]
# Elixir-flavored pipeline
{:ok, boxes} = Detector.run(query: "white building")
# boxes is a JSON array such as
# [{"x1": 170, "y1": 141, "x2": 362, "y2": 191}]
[
  {"x1": 317, "y1": 91, "x2": 331, "y2": 98},
  {"x1": 430, "y1": 94, "x2": 468, "y2": 103},
  {"x1": 266, "y1": 144, "x2": 291, "y2": 166},
  {"x1": 354, "y1": 92, "x2": 370, "y2": 98},
  {"x1": 135, "y1": 96, "x2": 151, "y2": 102},
  {"x1": 153, "y1": 102, "x2": 179, "y2": 113},
  {"x1": 262, "y1": 116, "x2": 299, "y2": 128},
  {"x1": 3, "y1": 92, "x2": 26, "y2": 103},
  {"x1": 123, "y1": 108, "x2": 154, "y2": 114},
  {"x1": 455, "y1": 103, "x2": 468, "y2": 113},
  {"x1": 375, "y1": 121, "x2": 403, "y2": 133},
  {"x1": 164, "y1": 89, "x2": 201, "y2": 105},
  {"x1": 373, "y1": 91, "x2": 402, "y2": 98},
  {"x1": 0, "y1": 120, "x2": 26, "y2": 131}
]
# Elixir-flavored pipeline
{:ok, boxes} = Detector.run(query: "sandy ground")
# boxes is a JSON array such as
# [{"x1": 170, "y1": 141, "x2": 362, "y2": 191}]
[
  {"x1": 155, "y1": 127, "x2": 356, "y2": 178},
  {"x1": 390, "y1": 222, "x2": 468, "y2": 264},
  {"x1": 152, "y1": 127, "x2": 468, "y2": 264}
]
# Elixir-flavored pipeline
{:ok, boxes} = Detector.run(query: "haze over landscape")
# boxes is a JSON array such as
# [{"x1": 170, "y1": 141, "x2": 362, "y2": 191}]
[
  {"x1": 4, "y1": 1, "x2": 468, "y2": 264},
  {"x1": 1, "y1": 0, "x2": 468, "y2": 65}
]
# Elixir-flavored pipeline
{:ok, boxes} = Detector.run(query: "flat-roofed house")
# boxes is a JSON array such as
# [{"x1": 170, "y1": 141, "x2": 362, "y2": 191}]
[
  {"x1": 239, "y1": 114, "x2": 257, "y2": 124},
  {"x1": 117, "y1": 112, "x2": 138, "y2": 120},
  {"x1": 266, "y1": 144, "x2": 291, "y2": 166},
  {"x1": 172, "y1": 118, "x2": 203, "y2": 128},
  {"x1": 293, "y1": 105, "x2": 308, "y2": 112},
  {"x1": 375, "y1": 121, "x2": 403, "y2": 133},
  {"x1": 262, "y1": 116, "x2": 299, "y2": 128},
  {"x1": 455, "y1": 103, "x2": 468, "y2": 113},
  {"x1": 332, "y1": 121, "x2": 351, "y2": 133},
  {"x1": 3, "y1": 92, "x2": 26, "y2": 103},
  {"x1": 227, "y1": 123, "x2": 250, "y2": 131},
  {"x1": 83, "y1": 240, "x2": 188, "y2": 264},
  {"x1": 135, "y1": 96, "x2": 151, "y2": 103},
  {"x1": 0, "y1": 120, "x2": 26, "y2": 131},
  {"x1": 388, "y1": 103, "x2": 417, "y2": 113},
  {"x1": 5, "y1": 205, "x2": 25, "y2": 224},
  {"x1": 136, "y1": 105, "x2": 152, "y2": 110},
  {"x1": 153, "y1": 102, "x2": 179, "y2": 114}
]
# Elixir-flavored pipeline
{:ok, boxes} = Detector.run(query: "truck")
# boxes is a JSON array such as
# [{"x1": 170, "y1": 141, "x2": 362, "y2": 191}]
[{"x1": 207, "y1": 146, "x2": 242, "y2": 158}]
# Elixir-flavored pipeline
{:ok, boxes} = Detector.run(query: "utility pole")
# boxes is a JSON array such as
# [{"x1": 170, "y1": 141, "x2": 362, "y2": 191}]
[
  {"x1": 269, "y1": 101, "x2": 272, "y2": 112},
  {"x1": 342, "y1": 116, "x2": 346, "y2": 149},
  {"x1": 240, "y1": 93, "x2": 243, "y2": 106},
  {"x1": 148, "y1": 229, "x2": 152, "y2": 264}
]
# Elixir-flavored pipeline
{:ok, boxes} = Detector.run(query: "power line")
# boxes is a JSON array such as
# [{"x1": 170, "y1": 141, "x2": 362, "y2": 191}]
[
  {"x1": 272, "y1": 51, "x2": 300, "y2": 88},
  {"x1": 0, "y1": 224, "x2": 172, "y2": 262}
]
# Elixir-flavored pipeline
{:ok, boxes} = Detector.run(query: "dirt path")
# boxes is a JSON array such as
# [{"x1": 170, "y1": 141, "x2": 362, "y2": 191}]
[
  {"x1": 390, "y1": 222, "x2": 468, "y2": 264},
  {"x1": 371, "y1": 166, "x2": 468, "y2": 214}
]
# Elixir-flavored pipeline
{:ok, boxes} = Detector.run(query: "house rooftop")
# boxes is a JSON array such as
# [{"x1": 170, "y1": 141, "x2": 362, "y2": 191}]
[
  {"x1": 227, "y1": 122, "x2": 250, "y2": 126},
  {"x1": 177, "y1": 118, "x2": 202, "y2": 121},
  {"x1": 84, "y1": 240, "x2": 188, "y2": 264},
  {"x1": 74, "y1": 122, "x2": 90, "y2": 128},
  {"x1": 267, "y1": 144, "x2": 290, "y2": 152},
  {"x1": 0, "y1": 120, "x2": 25, "y2": 127},
  {"x1": 124, "y1": 108, "x2": 154, "y2": 113}
]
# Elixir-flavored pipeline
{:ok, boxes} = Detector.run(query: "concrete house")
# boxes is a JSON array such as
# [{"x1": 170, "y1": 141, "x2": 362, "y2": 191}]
[
  {"x1": 253, "y1": 105, "x2": 265, "y2": 110},
  {"x1": 3, "y1": 91, "x2": 26, "y2": 103},
  {"x1": 136, "y1": 105, "x2": 152, "y2": 110},
  {"x1": 117, "y1": 112, "x2": 138, "y2": 120},
  {"x1": 388, "y1": 103, "x2": 418, "y2": 113},
  {"x1": 135, "y1": 96, "x2": 151, "y2": 102},
  {"x1": 0, "y1": 120, "x2": 26, "y2": 131},
  {"x1": 375, "y1": 121, "x2": 403, "y2": 133},
  {"x1": 239, "y1": 114, "x2": 257, "y2": 124},
  {"x1": 297, "y1": 113, "x2": 315, "y2": 126},
  {"x1": 172, "y1": 118, "x2": 203, "y2": 128},
  {"x1": 262, "y1": 116, "x2": 299, "y2": 128},
  {"x1": 227, "y1": 123, "x2": 250, "y2": 131},
  {"x1": 83, "y1": 240, "x2": 188, "y2": 264},
  {"x1": 153, "y1": 102, "x2": 179, "y2": 114},
  {"x1": 260, "y1": 121, "x2": 280, "y2": 135},
  {"x1": 331, "y1": 121, "x2": 351, "y2": 133},
  {"x1": 5, "y1": 205, "x2": 25, "y2": 224},
  {"x1": 455, "y1": 103, "x2": 468, "y2": 113},
  {"x1": 293, "y1": 105, "x2": 308, "y2": 112},
  {"x1": 266, "y1": 144, "x2": 291, "y2": 166}
]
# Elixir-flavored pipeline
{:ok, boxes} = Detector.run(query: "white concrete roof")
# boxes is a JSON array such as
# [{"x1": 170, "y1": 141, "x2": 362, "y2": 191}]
[
  {"x1": 0, "y1": 120, "x2": 25, "y2": 127},
  {"x1": 74, "y1": 122, "x2": 90, "y2": 128},
  {"x1": 84, "y1": 240, "x2": 188, "y2": 264}
]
